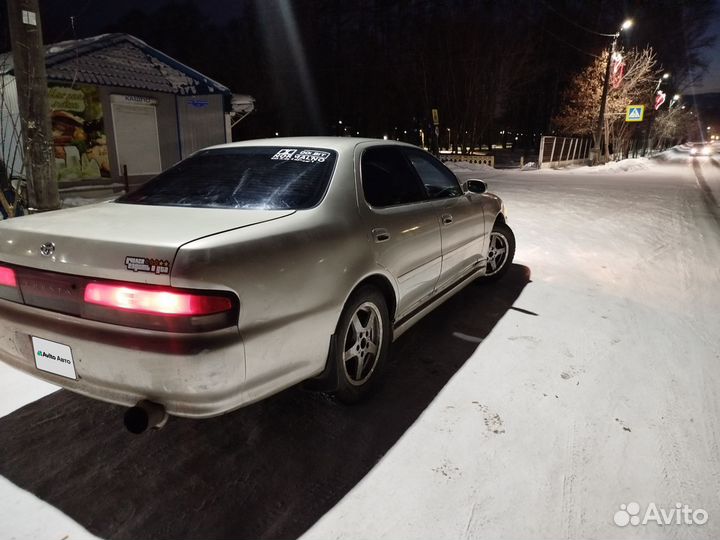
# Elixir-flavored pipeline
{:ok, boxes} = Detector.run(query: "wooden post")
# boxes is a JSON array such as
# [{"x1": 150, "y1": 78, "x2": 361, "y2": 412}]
[{"x1": 6, "y1": 0, "x2": 60, "y2": 211}]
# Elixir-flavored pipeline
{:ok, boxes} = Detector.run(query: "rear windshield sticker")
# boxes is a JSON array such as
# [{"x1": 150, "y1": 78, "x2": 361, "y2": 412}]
[
  {"x1": 125, "y1": 256, "x2": 170, "y2": 275},
  {"x1": 271, "y1": 148, "x2": 297, "y2": 160},
  {"x1": 271, "y1": 148, "x2": 330, "y2": 163},
  {"x1": 293, "y1": 150, "x2": 330, "y2": 163}
]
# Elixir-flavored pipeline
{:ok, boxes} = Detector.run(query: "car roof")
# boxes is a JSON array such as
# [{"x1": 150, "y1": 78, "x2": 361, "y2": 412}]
[{"x1": 204, "y1": 136, "x2": 421, "y2": 153}]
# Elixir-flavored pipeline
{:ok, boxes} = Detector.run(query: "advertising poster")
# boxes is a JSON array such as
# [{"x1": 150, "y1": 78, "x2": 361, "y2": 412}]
[{"x1": 49, "y1": 84, "x2": 110, "y2": 181}]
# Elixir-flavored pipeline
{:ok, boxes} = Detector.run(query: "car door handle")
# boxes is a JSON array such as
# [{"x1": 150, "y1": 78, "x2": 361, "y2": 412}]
[
  {"x1": 372, "y1": 228, "x2": 390, "y2": 242},
  {"x1": 441, "y1": 213, "x2": 453, "y2": 225}
]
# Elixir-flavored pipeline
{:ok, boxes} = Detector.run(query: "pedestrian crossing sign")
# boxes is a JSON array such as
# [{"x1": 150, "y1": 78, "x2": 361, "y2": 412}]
[{"x1": 626, "y1": 105, "x2": 645, "y2": 122}]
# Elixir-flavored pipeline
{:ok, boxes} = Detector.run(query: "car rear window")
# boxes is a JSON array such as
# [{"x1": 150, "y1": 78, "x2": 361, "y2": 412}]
[{"x1": 116, "y1": 146, "x2": 337, "y2": 210}]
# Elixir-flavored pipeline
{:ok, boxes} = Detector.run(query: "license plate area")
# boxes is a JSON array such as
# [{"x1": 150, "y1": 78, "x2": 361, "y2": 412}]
[
  {"x1": 17, "y1": 268, "x2": 86, "y2": 316},
  {"x1": 31, "y1": 336, "x2": 77, "y2": 380}
]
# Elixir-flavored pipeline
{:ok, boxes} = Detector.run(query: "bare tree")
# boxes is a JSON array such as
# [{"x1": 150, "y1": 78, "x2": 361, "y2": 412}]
[
  {"x1": 652, "y1": 106, "x2": 696, "y2": 148},
  {"x1": 551, "y1": 53, "x2": 605, "y2": 138},
  {"x1": 606, "y1": 47, "x2": 659, "y2": 159},
  {"x1": 553, "y1": 46, "x2": 659, "y2": 158}
]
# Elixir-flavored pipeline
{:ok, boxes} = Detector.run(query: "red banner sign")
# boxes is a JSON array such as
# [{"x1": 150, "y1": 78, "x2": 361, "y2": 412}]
[
  {"x1": 610, "y1": 52, "x2": 625, "y2": 89},
  {"x1": 654, "y1": 90, "x2": 666, "y2": 110}
]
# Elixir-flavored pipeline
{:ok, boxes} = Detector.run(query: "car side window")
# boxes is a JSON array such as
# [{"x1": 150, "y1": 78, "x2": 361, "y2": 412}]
[
  {"x1": 361, "y1": 147, "x2": 428, "y2": 207},
  {"x1": 404, "y1": 149, "x2": 463, "y2": 199}
]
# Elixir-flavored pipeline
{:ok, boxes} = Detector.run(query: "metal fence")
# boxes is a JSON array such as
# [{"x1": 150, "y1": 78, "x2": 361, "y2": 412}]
[
  {"x1": 439, "y1": 154, "x2": 495, "y2": 167},
  {"x1": 538, "y1": 136, "x2": 592, "y2": 169}
]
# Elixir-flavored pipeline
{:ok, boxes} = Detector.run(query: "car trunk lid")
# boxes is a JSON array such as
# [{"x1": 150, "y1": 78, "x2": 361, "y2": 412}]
[{"x1": 0, "y1": 202, "x2": 295, "y2": 285}]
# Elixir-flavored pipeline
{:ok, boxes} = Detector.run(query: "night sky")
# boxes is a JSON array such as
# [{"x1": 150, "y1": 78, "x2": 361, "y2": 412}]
[
  {"x1": 34, "y1": 0, "x2": 720, "y2": 87},
  {"x1": 2, "y1": 0, "x2": 719, "y2": 141}
]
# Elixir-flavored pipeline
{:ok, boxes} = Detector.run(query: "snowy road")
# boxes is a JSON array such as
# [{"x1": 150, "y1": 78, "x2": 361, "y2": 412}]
[
  {"x1": 305, "y1": 150, "x2": 720, "y2": 540},
  {"x1": 1, "y1": 148, "x2": 720, "y2": 540}
]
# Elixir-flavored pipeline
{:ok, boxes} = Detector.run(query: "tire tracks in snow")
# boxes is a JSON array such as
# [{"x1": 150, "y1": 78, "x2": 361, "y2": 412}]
[
  {"x1": 560, "y1": 421, "x2": 579, "y2": 539},
  {"x1": 691, "y1": 159, "x2": 720, "y2": 227}
]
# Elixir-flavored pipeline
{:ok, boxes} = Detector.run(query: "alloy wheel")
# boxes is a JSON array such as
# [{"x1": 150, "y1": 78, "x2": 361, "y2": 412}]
[
  {"x1": 486, "y1": 231, "x2": 509, "y2": 276},
  {"x1": 342, "y1": 301, "x2": 383, "y2": 386}
]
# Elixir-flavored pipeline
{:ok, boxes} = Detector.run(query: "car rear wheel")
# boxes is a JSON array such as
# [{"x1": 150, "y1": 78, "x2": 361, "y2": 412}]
[
  {"x1": 333, "y1": 286, "x2": 390, "y2": 404},
  {"x1": 483, "y1": 223, "x2": 515, "y2": 281}
]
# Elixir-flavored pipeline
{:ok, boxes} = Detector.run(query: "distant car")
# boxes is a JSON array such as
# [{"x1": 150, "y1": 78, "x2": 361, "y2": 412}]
[
  {"x1": 0, "y1": 137, "x2": 514, "y2": 431},
  {"x1": 689, "y1": 142, "x2": 712, "y2": 156}
]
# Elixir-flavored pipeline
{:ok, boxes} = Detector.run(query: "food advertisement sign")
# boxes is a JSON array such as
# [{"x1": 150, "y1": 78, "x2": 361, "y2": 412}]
[{"x1": 49, "y1": 84, "x2": 110, "y2": 181}]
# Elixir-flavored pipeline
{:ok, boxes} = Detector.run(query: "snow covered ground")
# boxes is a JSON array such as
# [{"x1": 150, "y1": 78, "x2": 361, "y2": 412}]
[
  {"x1": 1, "y1": 148, "x2": 720, "y2": 539},
  {"x1": 305, "y1": 150, "x2": 720, "y2": 539}
]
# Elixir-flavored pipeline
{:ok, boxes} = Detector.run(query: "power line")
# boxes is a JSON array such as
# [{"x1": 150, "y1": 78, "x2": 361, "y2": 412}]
[
  {"x1": 539, "y1": 0, "x2": 618, "y2": 37},
  {"x1": 515, "y1": 10, "x2": 601, "y2": 59},
  {"x1": 537, "y1": 24, "x2": 601, "y2": 59}
]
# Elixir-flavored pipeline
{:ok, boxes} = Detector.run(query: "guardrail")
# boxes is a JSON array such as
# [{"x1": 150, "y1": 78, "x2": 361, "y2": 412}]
[
  {"x1": 439, "y1": 154, "x2": 495, "y2": 168},
  {"x1": 538, "y1": 136, "x2": 591, "y2": 169}
]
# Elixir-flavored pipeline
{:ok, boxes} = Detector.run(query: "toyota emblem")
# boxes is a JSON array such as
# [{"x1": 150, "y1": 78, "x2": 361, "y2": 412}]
[{"x1": 40, "y1": 242, "x2": 55, "y2": 257}]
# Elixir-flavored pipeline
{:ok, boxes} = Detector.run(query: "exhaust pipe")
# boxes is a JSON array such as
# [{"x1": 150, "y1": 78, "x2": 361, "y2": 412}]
[{"x1": 124, "y1": 400, "x2": 168, "y2": 434}]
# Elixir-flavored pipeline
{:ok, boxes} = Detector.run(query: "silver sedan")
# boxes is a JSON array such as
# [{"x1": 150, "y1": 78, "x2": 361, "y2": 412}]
[{"x1": 0, "y1": 137, "x2": 514, "y2": 432}]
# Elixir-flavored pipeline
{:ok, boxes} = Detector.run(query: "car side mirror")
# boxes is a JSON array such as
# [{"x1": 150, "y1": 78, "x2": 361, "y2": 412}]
[{"x1": 464, "y1": 179, "x2": 487, "y2": 194}]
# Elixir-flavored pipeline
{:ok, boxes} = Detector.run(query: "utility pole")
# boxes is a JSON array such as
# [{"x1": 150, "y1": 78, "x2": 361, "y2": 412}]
[
  {"x1": 592, "y1": 19, "x2": 633, "y2": 165},
  {"x1": 7, "y1": 0, "x2": 60, "y2": 211},
  {"x1": 593, "y1": 37, "x2": 616, "y2": 165}
]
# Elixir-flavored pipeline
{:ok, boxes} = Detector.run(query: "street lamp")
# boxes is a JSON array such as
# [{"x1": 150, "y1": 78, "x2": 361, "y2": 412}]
[
  {"x1": 593, "y1": 19, "x2": 634, "y2": 164},
  {"x1": 655, "y1": 72, "x2": 670, "y2": 93}
]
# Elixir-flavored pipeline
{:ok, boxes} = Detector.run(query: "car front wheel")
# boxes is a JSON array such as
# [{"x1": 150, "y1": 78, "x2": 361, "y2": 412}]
[
  {"x1": 483, "y1": 222, "x2": 515, "y2": 280},
  {"x1": 333, "y1": 286, "x2": 391, "y2": 403}
]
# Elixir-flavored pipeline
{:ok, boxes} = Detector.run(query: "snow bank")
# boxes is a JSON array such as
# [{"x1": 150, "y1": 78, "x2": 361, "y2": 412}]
[{"x1": 544, "y1": 157, "x2": 655, "y2": 175}]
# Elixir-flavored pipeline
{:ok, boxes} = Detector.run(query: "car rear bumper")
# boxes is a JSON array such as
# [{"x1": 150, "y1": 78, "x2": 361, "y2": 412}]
[{"x1": 0, "y1": 298, "x2": 246, "y2": 418}]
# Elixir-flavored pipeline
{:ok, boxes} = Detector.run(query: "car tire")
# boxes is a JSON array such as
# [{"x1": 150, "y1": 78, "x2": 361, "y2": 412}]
[
  {"x1": 332, "y1": 286, "x2": 391, "y2": 404},
  {"x1": 483, "y1": 222, "x2": 515, "y2": 281}
]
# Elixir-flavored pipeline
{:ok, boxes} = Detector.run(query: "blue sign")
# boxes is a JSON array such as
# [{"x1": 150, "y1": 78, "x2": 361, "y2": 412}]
[{"x1": 625, "y1": 105, "x2": 644, "y2": 122}]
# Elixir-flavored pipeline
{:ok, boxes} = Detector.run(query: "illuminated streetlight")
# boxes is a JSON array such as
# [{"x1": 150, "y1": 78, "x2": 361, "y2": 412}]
[
  {"x1": 621, "y1": 19, "x2": 633, "y2": 30},
  {"x1": 655, "y1": 72, "x2": 670, "y2": 92}
]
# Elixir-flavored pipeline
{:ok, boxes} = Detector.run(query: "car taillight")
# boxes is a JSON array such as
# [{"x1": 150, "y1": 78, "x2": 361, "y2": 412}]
[
  {"x1": 0, "y1": 265, "x2": 17, "y2": 287},
  {"x1": 82, "y1": 281, "x2": 238, "y2": 332},
  {"x1": 0, "y1": 264, "x2": 23, "y2": 303},
  {"x1": 0, "y1": 264, "x2": 237, "y2": 332},
  {"x1": 84, "y1": 283, "x2": 232, "y2": 316}
]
